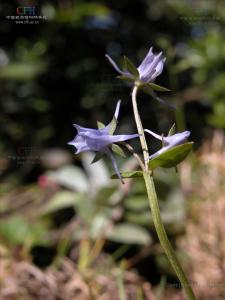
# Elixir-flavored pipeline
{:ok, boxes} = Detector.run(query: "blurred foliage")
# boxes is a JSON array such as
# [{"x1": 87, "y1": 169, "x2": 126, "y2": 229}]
[{"x1": 0, "y1": 151, "x2": 187, "y2": 281}]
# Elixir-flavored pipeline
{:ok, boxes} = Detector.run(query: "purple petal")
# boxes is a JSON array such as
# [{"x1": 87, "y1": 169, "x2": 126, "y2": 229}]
[
  {"x1": 68, "y1": 134, "x2": 90, "y2": 154},
  {"x1": 106, "y1": 148, "x2": 124, "y2": 183},
  {"x1": 83, "y1": 132, "x2": 139, "y2": 150},
  {"x1": 73, "y1": 124, "x2": 99, "y2": 134},
  {"x1": 139, "y1": 52, "x2": 163, "y2": 82},
  {"x1": 149, "y1": 145, "x2": 171, "y2": 160},
  {"x1": 146, "y1": 129, "x2": 191, "y2": 160},
  {"x1": 105, "y1": 133, "x2": 140, "y2": 144},
  {"x1": 138, "y1": 47, "x2": 154, "y2": 74},
  {"x1": 164, "y1": 131, "x2": 190, "y2": 147},
  {"x1": 151, "y1": 57, "x2": 166, "y2": 80}
]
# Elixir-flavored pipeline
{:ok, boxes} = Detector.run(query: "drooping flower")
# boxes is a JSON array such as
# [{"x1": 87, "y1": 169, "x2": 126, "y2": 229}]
[
  {"x1": 145, "y1": 129, "x2": 190, "y2": 160},
  {"x1": 105, "y1": 46, "x2": 166, "y2": 84},
  {"x1": 68, "y1": 100, "x2": 139, "y2": 182}
]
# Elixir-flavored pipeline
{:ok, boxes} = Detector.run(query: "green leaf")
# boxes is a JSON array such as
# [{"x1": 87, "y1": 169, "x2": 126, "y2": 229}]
[
  {"x1": 117, "y1": 75, "x2": 135, "y2": 82},
  {"x1": 97, "y1": 121, "x2": 105, "y2": 129},
  {"x1": 47, "y1": 166, "x2": 89, "y2": 192},
  {"x1": 91, "y1": 152, "x2": 104, "y2": 164},
  {"x1": 108, "y1": 116, "x2": 118, "y2": 135},
  {"x1": 106, "y1": 223, "x2": 151, "y2": 245},
  {"x1": 111, "y1": 144, "x2": 126, "y2": 158},
  {"x1": 140, "y1": 84, "x2": 155, "y2": 97},
  {"x1": 125, "y1": 211, "x2": 151, "y2": 226},
  {"x1": 111, "y1": 170, "x2": 143, "y2": 179},
  {"x1": 168, "y1": 123, "x2": 176, "y2": 136},
  {"x1": 147, "y1": 83, "x2": 171, "y2": 92},
  {"x1": 123, "y1": 56, "x2": 139, "y2": 78},
  {"x1": 90, "y1": 213, "x2": 112, "y2": 239},
  {"x1": 0, "y1": 217, "x2": 48, "y2": 247},
  {"x1": 124, "y1": 196, "x2": 148, "y2": 211},
  {"x1": 40, "y1": 191, "x2": 81, "y2": 214},
  {"x1": 148, "y1": 142, "x2": 193, "y2": 170}
]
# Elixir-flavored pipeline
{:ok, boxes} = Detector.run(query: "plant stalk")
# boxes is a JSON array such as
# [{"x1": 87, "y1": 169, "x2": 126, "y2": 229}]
[{"x1": 131, "y1": 84, "x2": 196, "y2": 300}]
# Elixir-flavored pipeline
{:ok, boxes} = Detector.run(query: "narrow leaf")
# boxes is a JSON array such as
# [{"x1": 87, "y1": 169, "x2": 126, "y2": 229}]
[
  {"x1": 117, "y1": 75, "x2": 135, "y2": 82},
  {"x1": 112, "y1": 144, "x2": 126, "y2": 158},
  {"x1": 168, "y1": 123, "x2": 176, "y2": 136},
  {"x1": 111, "y1": 170, "x2": 143, "y2": 179},
  {"x1": 148, "y1": 83, "x2": 171, "y2": 92},
  {"x1": 97, "y1": 121, "x2": 105, "y2": 129},
  {"x1": 141, "y1": 86, "x2": 176, "y2": 109},
  {"x1": 107, "y1": 223, "x2": 151, "y2": 245},
  {"x1": 123, "y1": 56, "x2": 139, "y2": 78},
  {"x1": 108, "y1": 117, "x2": 118, "y2": 135}
]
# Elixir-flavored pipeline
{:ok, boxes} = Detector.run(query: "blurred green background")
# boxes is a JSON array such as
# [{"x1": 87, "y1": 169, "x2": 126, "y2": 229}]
[{"x1": 0, "y1": 1, "x2": 225, "y2": 299}]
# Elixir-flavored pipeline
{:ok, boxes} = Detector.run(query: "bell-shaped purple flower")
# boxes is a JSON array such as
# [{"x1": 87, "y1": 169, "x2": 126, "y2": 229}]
[
  {"x1": 137, "y1": 47, "x2": 166, "y2": 83},
  {"x1": 68, "y1": 100, "x2": 139, "y2": 182},
  {"x1": 145, "y1": 129, "x2": 190, "y2": 160},
  {"x1": 105, "y1": 46, "x2": 166, "y2": 83}
]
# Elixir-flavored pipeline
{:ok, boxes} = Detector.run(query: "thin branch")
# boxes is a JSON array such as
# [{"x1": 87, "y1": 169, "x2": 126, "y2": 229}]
[{"x1": 122, "y1": 142, "x2": 145, "y2": 171}]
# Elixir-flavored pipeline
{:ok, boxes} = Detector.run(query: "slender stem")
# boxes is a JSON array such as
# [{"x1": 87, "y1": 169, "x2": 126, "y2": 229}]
[
  {"x1": 122, "y1": 142, "x2": 145, "y2": 171},
  {"x1": 131, "y1": 84, "x2": 196, "y2": 300},
  {"x1": 143, "y1": 172, "x2": 196, "y2": 299},
  {"x1": 132, "y1": 84, "x2": 149, "y2": 169}
]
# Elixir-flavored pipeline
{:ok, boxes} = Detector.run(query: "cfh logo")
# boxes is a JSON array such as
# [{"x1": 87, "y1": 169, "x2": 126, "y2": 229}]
[{"x1": 16, "y1": 6, "x2": 36, "y2": 15}]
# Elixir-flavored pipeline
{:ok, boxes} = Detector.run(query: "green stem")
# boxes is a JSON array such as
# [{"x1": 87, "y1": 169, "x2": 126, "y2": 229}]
[
  {"x1": 131, "y1": 84, "x2": 150, "y2": 168},
  {"x1": 131, "y1": 84, "x2": 196, "y2": 300}
]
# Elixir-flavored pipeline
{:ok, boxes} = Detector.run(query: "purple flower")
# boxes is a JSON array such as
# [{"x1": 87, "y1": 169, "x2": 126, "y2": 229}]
[
  {"x1": 145, "y1": 129, "x2": 190, "y2": 159},
  {"x1": 105, "y1": 46, "x2": 166, "y2": 83},
  {"x1": 137, "y1": 47, "x2": 166, "y2": 83},
  {"x1": 68, "y1": 100, "x2": 139, "y2": 182}
]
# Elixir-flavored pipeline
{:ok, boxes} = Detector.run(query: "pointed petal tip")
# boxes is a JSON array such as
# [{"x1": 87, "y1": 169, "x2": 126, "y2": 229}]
[
  {"x1": 115, "y1": 99, "x2": 122, "y2": 109},
  {"x1": 185, "y1": 130, "x2": 191, "y2": 137},
  {"x1": 116, "y1": 99, "x2": 121, "y2": 109},
  {"x1": 73, "y1": 124, "x2": 80, "y2": 131},
  {"x1": 156, "y1": 51, "x2": 163, "y2": 59},
  {"x1": 113, "y1": 99, "x2": 122, "y2": 121},
  {"x1": 146, "y1": 46, "x2": 153, "y2": 54}
]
